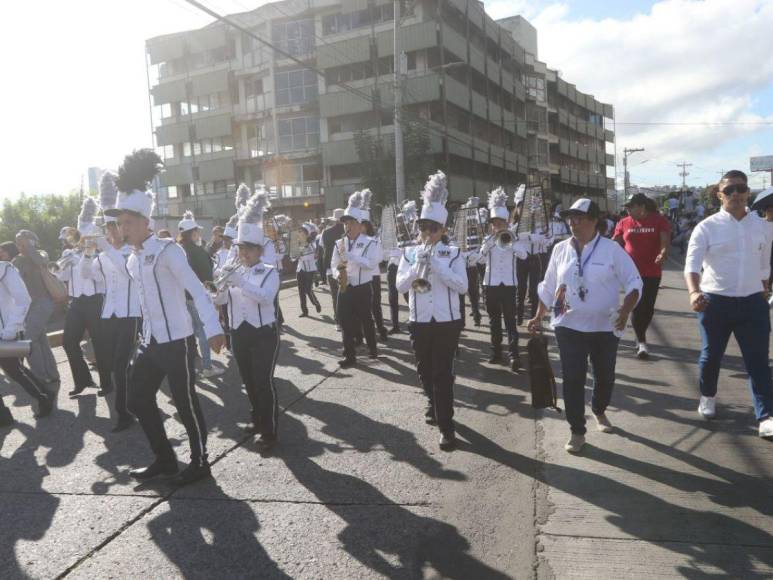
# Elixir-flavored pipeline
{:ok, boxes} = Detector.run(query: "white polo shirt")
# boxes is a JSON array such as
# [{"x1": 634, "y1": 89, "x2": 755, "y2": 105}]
[
  {"x1": 685, "y1": 208, "x2": 772, "y2": 297},
  {"x1": 538, "y1": 234, "x2": 643, "y2": 333}
]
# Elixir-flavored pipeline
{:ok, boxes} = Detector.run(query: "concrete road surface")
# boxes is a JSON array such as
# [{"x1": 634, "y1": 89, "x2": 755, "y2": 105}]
[{"x1": 0, "y1": 262, "x2": 771, "y2": 579}]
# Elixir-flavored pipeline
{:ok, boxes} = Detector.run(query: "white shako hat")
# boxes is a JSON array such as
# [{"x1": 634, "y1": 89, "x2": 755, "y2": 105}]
[
  {"x1": 105, "y1": 149, "x2": 163, "y2": 220},
  {"x1": 360, "y1": 189, "x2": 374, "y2": 223},
  {"x1": 77, "y1": 197, "x2": 101, "y2": 237},
  {"x1": 343, "y1": 190, "x2": 367, "y2": 223},
  {"x1": 177, "y1": 210, "x2": 201, "y2": 233},
  {"x1": 223, "y1": 183, "x2": 252, "y2": 239},
  {"x1": 488, "y1": 187, "x2": 510, "y2": 221},
  {"x1": 236, "y1": 188, "x2": 271, "y2": 246},
  {"x1": 418, "y1": 170, "x2": 449, "y2": 226},
  {"x1": 223, "y1": 214, "x2": 239, "y2": 239},
  {"x1": 99, "y1": 172, "x2": 119, "y2": 224},
  {"x1": 752, "y1": 187, "x2": 773, "y2": 211},
  {"x1": 463, "y1": 196, "x2": 480, "y2": 209}
]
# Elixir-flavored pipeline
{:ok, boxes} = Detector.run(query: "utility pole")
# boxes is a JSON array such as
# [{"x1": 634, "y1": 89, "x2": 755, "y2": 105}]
[
  {"x1": 623, "y1": 147, "x2": 644, "y2": 197},
  {"x1": 393, "y1": 0, "x2": 405, "y2": 205},
  {"x1": 677, "y1": 161, "x2": 692, "y2": 189}
]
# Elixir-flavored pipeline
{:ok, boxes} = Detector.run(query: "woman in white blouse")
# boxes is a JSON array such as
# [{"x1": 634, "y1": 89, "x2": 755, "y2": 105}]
[{"x1": 528, "y1": 199, "x2": 642, "y2": 454}]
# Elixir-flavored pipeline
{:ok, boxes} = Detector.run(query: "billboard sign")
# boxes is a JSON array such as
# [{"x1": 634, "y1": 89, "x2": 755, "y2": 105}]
[{"x1": 750, "y1": 155, "x2": 773, "y2": 172}]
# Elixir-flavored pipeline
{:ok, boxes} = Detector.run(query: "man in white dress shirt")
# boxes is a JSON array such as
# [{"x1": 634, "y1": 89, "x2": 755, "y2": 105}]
[
  {"x1": 397, "y1": 170, "x2": 467, "y2": 450},
  {"x1": 685, "y1": 170, "x2": 773, "y2": 439}
]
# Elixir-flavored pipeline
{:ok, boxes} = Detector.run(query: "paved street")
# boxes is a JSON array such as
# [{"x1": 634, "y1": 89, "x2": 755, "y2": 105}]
[{"x1": 1, "y1": 261, "x2": 772, "y2": 579}]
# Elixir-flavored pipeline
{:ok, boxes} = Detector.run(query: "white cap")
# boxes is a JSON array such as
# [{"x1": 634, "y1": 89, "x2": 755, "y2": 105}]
[
  {"x1": 178, "y1": 210, "x2": 200, "y2": 233},
  {"x1": 105, "y1": 189, "x2": 155, "y2": 220},
  {"x1": 331, "y1": 208, "x2": 345, "y2": 220},
  {"x1": 752, "y1": 187, "x2": 773, "y2": 211},
  {"x1": 488, "y1": 187, "x2": 510, "y2": 221},
  {"x1": 59, "y1": 226, "x2": 74, "y2": 241},
  {"x1": 418, "y1": 171, "x2": 449, "y2": 226},
  {"x1": 559, "y1": 198, "x2": 600, "y2": 219}
]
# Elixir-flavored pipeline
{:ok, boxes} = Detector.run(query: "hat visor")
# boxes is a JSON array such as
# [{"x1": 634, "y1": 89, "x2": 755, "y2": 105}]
[
  {"x1": 104, "y1": 207, "x2": 147, "y2": 219},
  {"x1": 234, "y1": 240, "x2": 264, "y2": 247},
  {"x1": 416, "y1": 218, "x2": 443, "y2": 227},
  {"x1": 340, "y1": 215, "x2": 358, "y2": 223},
  {"x1": 559, "y1": 209, "x2": 588, "y2": 219}
]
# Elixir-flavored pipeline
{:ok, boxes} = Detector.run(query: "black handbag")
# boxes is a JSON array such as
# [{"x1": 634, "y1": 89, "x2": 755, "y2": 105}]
[{"x1": 527, "y1": 333, "x2": 561, "y2": 412}]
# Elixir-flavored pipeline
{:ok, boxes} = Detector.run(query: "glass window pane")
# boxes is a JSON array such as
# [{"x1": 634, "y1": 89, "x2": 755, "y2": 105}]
[
  {"x1": 279, "y1": 135, "x2": 292, "y2": 151},
  {"x1": 278, "y1": 119, "x2": 291, "y2": 135},
  {"x1": 276, "y1": 89, "x2": 289, "y2": 106},
  {"x1": 306, "y1": 117, "x2": 320, "y2": 132},
  {"x1": 289, "y1": 70, "x2": 304, "y2": 87},
  {"x1": 292, "y1": 118, "x2": 306, "y2": 134},
  {"x1": 276, "y1": 72, "x2": 288, "y2": 90},
  {"x1": 290, "y1": 87, "x2": 304, "y2": 103},
  {"x1": 304, "y1": 69, "x2": 316, "y2": 84}
]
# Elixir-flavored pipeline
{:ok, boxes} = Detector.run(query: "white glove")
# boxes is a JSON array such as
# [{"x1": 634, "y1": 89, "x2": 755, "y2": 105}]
[
  {"x1": 1, "y1": 328, "x2": 19, "y2": 341},
  {"x1": 415, "y1": 249, "x2": 431, "y2": 265}
]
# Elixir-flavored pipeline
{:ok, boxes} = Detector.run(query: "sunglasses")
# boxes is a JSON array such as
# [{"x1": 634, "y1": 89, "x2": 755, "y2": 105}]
[{"x1": 721, "y1": 184, "x2": 750, "y2": 196}]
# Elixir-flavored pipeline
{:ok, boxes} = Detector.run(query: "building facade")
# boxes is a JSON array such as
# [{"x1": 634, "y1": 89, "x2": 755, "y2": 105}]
[{"x1": 146, "y1": 0, "x2": 615, "y2": 224}]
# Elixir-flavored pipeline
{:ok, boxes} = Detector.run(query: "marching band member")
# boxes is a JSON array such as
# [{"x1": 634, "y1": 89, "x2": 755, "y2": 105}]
[
  {"x1": 548, "y1": 212, "x2": 570, "y2": 257},
  {"x1": 80, "y1": 172, "x2": 142, "y2": 432},
  {"x1": 514, "y1": 221, "x2": 549, "y2": 326},
  {"x1": 0, "y1": 259, "x2": 54, "y2": 424},
  {"x1": 322, "y1": 209, "x2": 345, "y2": 329},
  {"x1": 58, "y1": 199, "x2": 112, "y2": 397},
  {"x1": 270, "y1": 212, "x2": 287, "y2": 327},
  {"x1": 106, "y1": 149, "x2": 225, "y2": 486},
  {"x1": 215, "y1": 213, "x2": 239, "y2": 352},
  {"x1": 386, "y1": 201, "x2": 417, "y2": 335},
  {"x1": 295, "y1": 222, "x2": 322, "y2": 318},
  {"x1": 214, "y1": 192, "x2": 281, "y2": 450},
  {"x1": 331, "y1": 191, "x2": 380, "y2": 368},
  {"x1": 459, "y1": 196, "x2": 483, "y2": 327},
  {"x1": 396, "y1": 171, "x2": 467, "y2": 450},
  {"x1": 360, "y1": 190, "x2": 389, "y2": 342},
  {"x1": 478, "y1": 188, "x2": 528, "y2": 371}
]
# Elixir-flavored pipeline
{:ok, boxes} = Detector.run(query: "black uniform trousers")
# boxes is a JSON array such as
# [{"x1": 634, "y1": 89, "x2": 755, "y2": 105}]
[
  {"x1": 338, "y1": 282, "x2": 377, "y2": 360},
  {"x1": 102, "y1": 316, "x2": 140, "y2": 420},
  {"x1": 0, "y1": 357, "x2": 48, "y2": 403},
  {"x1": 371, "y1": 275, "x2": 386, "y2": 332},
  {"x1": 386, "y1": 264, "x2": 401, "y2": 329},
  {"x1": 128, "y1": 335, "x2": 208, "y2": 465},
  {"x1": 485, "y1": 284, "x2": 519, "y2": 358},
  {"x1": 327, "y1": 275, "x2": 340, "y2": 323},
  {"x1": 410, "y1": 319, "x2": 463, "y2": 435},
  {"x1": 460, "y1": 266, "x2": 482, "y2": 326},
  {"x1": 63, "y1": 295, "x2": 111, "y2": 390},
  {"x1": 232, "y1": 322, "x2": 280, "y2": 437},
  {"x1": 297, "y1": 270, "x2": 321, "y2": 315},
  {"x1": 516, "y1": 254, "x2": 545, "y2": 322}
]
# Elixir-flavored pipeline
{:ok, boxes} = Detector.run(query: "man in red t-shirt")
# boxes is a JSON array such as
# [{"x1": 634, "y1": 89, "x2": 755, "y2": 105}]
[{"x1": 614, "y1": 194, "x2": 671, "y2": 359}]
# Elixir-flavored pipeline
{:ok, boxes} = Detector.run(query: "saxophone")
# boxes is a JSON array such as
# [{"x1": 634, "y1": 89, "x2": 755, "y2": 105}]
[{"x1": 336, "y1": 239, "x2": 348, "y2": 294}]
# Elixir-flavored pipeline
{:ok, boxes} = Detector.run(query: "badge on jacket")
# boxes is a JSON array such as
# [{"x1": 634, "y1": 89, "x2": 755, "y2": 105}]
[{"x1": 144, "y1": 255, "x2": 156, "y2": 265}]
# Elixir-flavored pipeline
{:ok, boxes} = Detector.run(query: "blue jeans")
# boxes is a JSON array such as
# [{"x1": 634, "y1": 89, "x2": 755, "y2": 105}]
[
  {"x1": 555, "y1": 327, "x2": 620, "y2": 435},
  {"x1": 698, "y1": 293, "x2": 772, "y2": 421},
  {"x1": 186, "y1": 300, "x2": 211, "y2": 370}
]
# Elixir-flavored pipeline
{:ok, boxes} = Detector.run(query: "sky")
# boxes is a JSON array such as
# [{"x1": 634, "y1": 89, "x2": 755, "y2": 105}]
[{"x1": 1, "y1": 0, "x2": 772, "y2": 201}]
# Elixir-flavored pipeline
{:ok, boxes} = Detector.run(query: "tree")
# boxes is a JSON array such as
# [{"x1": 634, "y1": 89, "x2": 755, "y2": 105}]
[{"x1": 0, "y1": 192, "x2": 82, "y2": 259}]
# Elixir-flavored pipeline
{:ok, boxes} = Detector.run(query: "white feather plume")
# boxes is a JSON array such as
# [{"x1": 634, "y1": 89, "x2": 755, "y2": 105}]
[
  {"x1": 241, "y1": 191, "x2": 270, "y2": 225},
  {"x1": 182, "y1": 210, "x2": 195, "y2": 221},
  {"x1": 421, "y1": 171, "x2": 448, "y2": 206},
  {"x1": 402, "y1": 200, "x2": 417, "y2": 221},
  {"x1": 78, "y1": 197, "x2": 99, "y2": 225},
  {"x1": 225, "y1": 213, "x2": 239, "y2": 229},
  {"x1": 235, "y1": 183, "x2": 251, "y2": 210},
  {"x1": 99, "y1": 172, "x2": 118, "y2": 210},
  {"x1": 274, "y1": 214, "x2": 290, "y2": 228},
  {"x1": 347, "y1": 191, "x2": 363, "y2": 209},
  {"x1": 360, "y1": 189, "x2": 373, "y2": 211},
  {"x1": 488, "y1": 187, "x2": 508, "y2": 210}
]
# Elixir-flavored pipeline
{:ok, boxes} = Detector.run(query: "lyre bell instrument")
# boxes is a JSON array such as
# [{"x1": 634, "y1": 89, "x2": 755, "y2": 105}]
[
  {"x1": 379, "y1": 205, "x2": 414, "y2": 253},
  {"x1": 336, "y1": 239, "x2": 348, "y2": 294},
  {"x1": 451, "y1": 207, "x2": 485, "y2": 252}
]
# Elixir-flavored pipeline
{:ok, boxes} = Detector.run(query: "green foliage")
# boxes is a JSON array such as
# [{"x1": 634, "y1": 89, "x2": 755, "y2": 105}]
[{"x1": 0, "y1": 192, "x2": 82, "y2": 259}]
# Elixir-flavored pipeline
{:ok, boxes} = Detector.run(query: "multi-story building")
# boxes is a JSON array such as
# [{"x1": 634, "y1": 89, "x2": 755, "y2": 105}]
[{"x1": 146, "y1": 0, "x2": 615, "y2": 224}]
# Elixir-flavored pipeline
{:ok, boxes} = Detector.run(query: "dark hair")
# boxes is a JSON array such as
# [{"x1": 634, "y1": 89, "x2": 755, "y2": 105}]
[
  {"x1": 721, "y1": 169, "x2": 747, "y2": 182},
  {"x1": 363, "y1": 221, "x2": 376, "y2": 236},
  {"x1": 596, "y1": 217, "x2": 608, "y2": 236},
  {"x1": 157, "y1": 229, "x2": 172, "y2": 239},
  {"x1": 178, "y1": 228, "x2": 198, "y2": 245},
  {"x1": 0, "y1": 241, "x2": 18, "y2": 260}
]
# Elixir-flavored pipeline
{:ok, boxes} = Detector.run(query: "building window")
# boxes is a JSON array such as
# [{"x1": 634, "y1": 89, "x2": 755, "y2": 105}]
[
  {"x1": 322, "y1": 3, "x2": 396, "y2": 35},
  {"x1": 277, "y1": 117, "x2": 320, "y2": 152},
  {"x1": 272, "y1": 19, "x2": 315, "y2": 57},
  {"x1": 275, "y1": 69, "x2": 318, "y2": 106},
  {"x1": 167, "y1": 185, "x2": 178, "y2": 199}
]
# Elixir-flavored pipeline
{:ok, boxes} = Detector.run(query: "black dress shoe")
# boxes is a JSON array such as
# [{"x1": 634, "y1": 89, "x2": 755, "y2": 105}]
[
  {"x1": 69, "y1": 383, "x2": 96, "y2": 397},
  {"x1": 0, "y1": 406, "x2": 15, "y2": 428},
  {"x1": 242, "y1": 423, "x2": 258, "y2": 435},
  {"x1": 424, "y1": 407, "x2": 437, "y2": 426},
  {"x1": 169, "y1": 461, "x2": 212, "y2": 487},
  {"x1": 35, "y1": 395, "x2": 53, "y2": 418},
  {"x1": 474, "y1": 318, "x2": 481, "y2": 327},
  {"x1": 511, "y1": 357, "x2": 522, "y2": 372},
  {"x1": 488, "y1": 353, "x2": 503, "y2": 364},
  {"x1": 388, "y1": 327, "x2": 402, "y2": 335},
  {"x1": 439, "y1": 432, "x2": 457, "y2": 451},
  {"x1": 255, "y1": 434, "x2": 278, "y2": 450},
  {"x1": 112, "y1": 415, "x2": 135, "y2": 433},
  {"x1": 368, "y1": 350, "x2": 378, "y2": 359},
  {"x1": 338, "y1": 358, "x2": 357, "y2": 369},
  {"x1": 315, "y1": 303, "x2": 322, "y2": 314},
  {"x1": 97, "y1": 386, "x2": 114, "y2": 397},
  {"x1": 379, "y1": 328, "x2": 389, "y2": 342},
  {"x1": 299, "y1": 312, "x2": 309, "y2": 318},
  {"x1": 130, "y1": 459, "x2": 178, "y2": 481}
]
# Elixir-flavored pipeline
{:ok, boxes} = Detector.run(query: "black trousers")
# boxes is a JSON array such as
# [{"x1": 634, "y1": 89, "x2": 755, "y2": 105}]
[
  {"x1": 387, "y1": 264, "x2": 400, "y2": 329},
  {"x1": 410, "y1": 320, "x2": 463, "y2": 435},
  {"x1": 517, "y1": 254, "x2": 544, "y2": 321},
  {"x1": 632, "y1": 277, "x2": 661, "y2": 343},
  {"x1": 63, "y1": 295, "x2": 111, "y2": 389},
  {"x1": 297, "y1": 270, "x2": 320, "y2": 315},
  {"x1": 0, "y1": 357, "x2": 47, "y2": 402},
  {"x1": 371, "y1": 275, "x2": 386, "y2": 332},
  {"x1": 102, "y1": 316, "x2": 141, "y2": 420},
  {"x1": 232, "y1": 322, "x2": 280, "y2": 437},
  {"x1": 220, "y1": 304, "x2": 231, "y2": 350},
  {"x1": 338, "y1": 282, "x2": 377, "y2": 359},
  {"x1": 128, "y1": 336, "x2": 208, "y2": 464},
  {"x1": 275, "y1": 288, "x2": 284, "y2": 326},
  {"x1": 460, "y1": 266, "x2": 482, "y2": 326},
  {"x1": 327, "y1": 275, "x2": 340, "y2": 323},
  {"x1": 485, "y1": 285, "x2": 519, "y2": 358}
]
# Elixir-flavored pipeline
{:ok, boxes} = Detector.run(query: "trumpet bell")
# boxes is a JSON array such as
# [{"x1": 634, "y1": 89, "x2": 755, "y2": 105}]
[{"x1": 412, "y1": 278, "x2": 432, "y2": 294}]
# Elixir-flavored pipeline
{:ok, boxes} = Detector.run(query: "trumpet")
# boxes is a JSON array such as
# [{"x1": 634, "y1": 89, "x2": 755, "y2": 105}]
[
  {"x1": 336, "y1": 239, "x2": 348, "y2": 294},
  {"x1": 208, "y1": 260, "x2": 244, "y2": 294},
  {"x1": 412, "y1": 242, "x2": 434, "y2": 294},
  {"x1": 494, "y1": 229, "x2": 514, "y2": 248},
  {"x1": 56, "y1": 251, "x2": 79, "y2": 271}
]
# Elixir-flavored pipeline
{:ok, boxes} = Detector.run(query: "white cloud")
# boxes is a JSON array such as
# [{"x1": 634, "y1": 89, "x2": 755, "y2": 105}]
[{"x1": 525, "y1": 0, "x2": 773, "y2": 186}]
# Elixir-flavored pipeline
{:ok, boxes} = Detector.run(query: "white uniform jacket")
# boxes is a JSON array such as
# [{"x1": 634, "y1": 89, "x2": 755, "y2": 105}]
[
  {"x1": 58, "y1": 249, "x2": 103, "y2": 298},
  {"x1": 295, "y1": 240, "x2": 318, "y2": 273},
  {"x1": 215, "y1": 261, "x2": 280, "y2": 329},
  {"x1": 127, "y1": 235, "x2": 222, "y2": 345},
  {"x1": 330, "y1": 234, "x2": 379, "y2": 288},
  {"x1": 80, "y1": 241, "x2": 141, "y2": 319},
  {"x1": 0, "y1": 262, "x2": 31, "y2": 338},
  {"x1": 396, "y1": 241, "x2": 468, "y2": 322},
  {"x1": 477, "y1": 234, "x2": 528, "y2": 286}
]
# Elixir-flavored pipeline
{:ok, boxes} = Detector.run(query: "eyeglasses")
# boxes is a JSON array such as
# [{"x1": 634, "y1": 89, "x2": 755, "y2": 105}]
[{"x1": 721, "y1": 184, "x2": 750, "y2": 196}]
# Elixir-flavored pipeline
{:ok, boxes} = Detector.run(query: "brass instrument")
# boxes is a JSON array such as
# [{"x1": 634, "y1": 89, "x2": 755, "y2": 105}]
[
  {"x1": 411, "y1": 242, "x2": 434, "y2": 294},
  {"x1": 380, "y1": 205, "x2": 414, "y2": 252},
  {"x1": 494, "y1": 229, "x2": 514, "y2": 248},
  {"x1": 208, "y1": 259, "x2": 244, "y2": 293},
  {"x1": 264, "y1": 217, "x2": 288, "y2": 254},
  {"x1": 336, "y1": 239, "x2": 348, "y2": 293},
  {"x1": 288, "y1": 229, "x2": 306, "y2": 261},
  {"x1": 55, "y1": 250, "x2": 80, "y2": 271}
]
